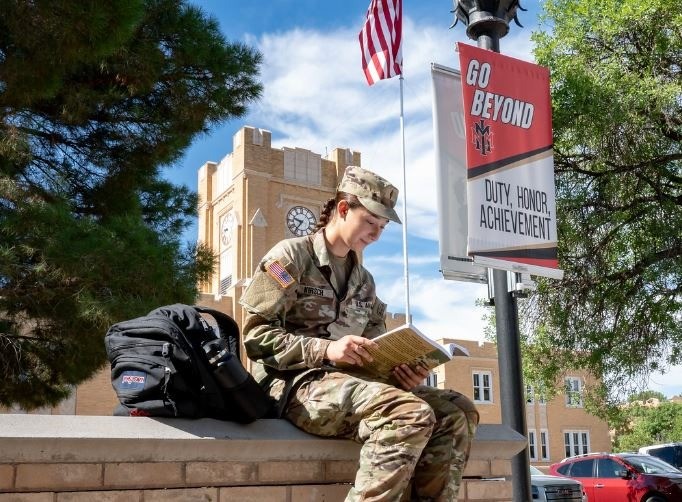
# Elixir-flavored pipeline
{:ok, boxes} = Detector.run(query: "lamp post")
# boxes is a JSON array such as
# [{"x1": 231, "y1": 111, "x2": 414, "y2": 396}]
[{"x1": 450, "y1": 2, "x2": 532, "y2": 501}]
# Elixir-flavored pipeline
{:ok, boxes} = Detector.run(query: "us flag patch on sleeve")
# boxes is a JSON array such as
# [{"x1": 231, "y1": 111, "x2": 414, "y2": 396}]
[{"x1": 266, "y1": 260, "x2": 295, "y2": 288}]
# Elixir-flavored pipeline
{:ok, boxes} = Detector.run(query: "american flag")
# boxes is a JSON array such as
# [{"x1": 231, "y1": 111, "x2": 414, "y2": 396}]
[
  {"x1": 359, "y1": 0, "x2": 403, "y2": 86},
  {"x1": 266, "y1": 260, "x2": 295, "y2": 288}
]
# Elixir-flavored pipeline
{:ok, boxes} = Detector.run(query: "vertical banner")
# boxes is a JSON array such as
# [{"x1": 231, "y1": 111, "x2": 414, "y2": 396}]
[
  {"x1": 457, "y1": 43, "x2": 563, "y2": 280},
  {"x1": 431, "y1": 63, "x2": 487, "y2": 284}
]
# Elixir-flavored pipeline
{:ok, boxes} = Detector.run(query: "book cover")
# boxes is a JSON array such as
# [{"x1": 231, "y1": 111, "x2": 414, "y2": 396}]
[{"x1": 339, "y1": 323, "x2": 469, "y2": 379}]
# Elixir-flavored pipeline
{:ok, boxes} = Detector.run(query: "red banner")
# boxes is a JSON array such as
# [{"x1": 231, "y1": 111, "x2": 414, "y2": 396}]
[{"x1": 457, "y1": 43, "x2": 562, "y2": 279}]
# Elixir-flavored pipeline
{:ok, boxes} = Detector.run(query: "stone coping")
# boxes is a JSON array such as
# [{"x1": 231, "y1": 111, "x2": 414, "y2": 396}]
[{"x1": 0, "y1": 415, "x2": 525, "y2": 464}]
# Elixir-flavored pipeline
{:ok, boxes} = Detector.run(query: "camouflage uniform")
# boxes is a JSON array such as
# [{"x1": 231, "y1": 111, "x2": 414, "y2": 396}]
[{"x1": 240, "y1": 166, "x2": 479, "y2": 501}]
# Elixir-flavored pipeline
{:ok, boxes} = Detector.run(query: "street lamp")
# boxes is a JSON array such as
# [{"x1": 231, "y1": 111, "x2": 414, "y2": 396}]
[
  {"x1": 451, "y1": 0, "x2": 525, "y2": 51},
  {"x1": 449, "y1": 1, "x2": 532, "y2": 501}
]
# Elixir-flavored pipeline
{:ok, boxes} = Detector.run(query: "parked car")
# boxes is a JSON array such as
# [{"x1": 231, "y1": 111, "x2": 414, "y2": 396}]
[
  {"x1": 530, "y1": 465, "x2": 586, "y2": 501},
  {"x1": 639, "y1": 443, "x2": 682, "y2": 470},
  {"x1": 549, "y1": 452, "x2": 682, "y2": 502}
]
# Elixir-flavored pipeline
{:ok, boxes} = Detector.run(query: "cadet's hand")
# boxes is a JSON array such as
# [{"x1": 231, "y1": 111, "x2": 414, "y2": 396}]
[
  {"x1": 325, "y1": 335, "x2": 377, "y2": 366},
  {"x1": 392, "y1": 363, "x2": 429, "y2": 391}
]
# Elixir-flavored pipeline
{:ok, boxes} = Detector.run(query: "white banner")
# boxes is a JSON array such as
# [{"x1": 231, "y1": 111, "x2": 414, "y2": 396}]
[{"x1": 431, "y1": 63, "x2": 487, "y2": 284}]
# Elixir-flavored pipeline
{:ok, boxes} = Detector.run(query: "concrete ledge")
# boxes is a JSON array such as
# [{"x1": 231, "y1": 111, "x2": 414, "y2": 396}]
[
  {"x1": 0, "y1": 415, "x2": 525, "y2": 464},
  {"x1": 0, "y1": 415, "x2": 359, "y2": 464}
]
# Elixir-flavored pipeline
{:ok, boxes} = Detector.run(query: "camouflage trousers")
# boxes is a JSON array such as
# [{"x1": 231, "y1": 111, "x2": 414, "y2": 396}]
[{"x1": 284, "y1": 371, "x2": 479, "y2": 501}]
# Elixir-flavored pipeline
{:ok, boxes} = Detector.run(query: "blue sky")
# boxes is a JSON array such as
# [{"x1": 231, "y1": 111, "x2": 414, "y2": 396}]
[{"x1": 167, "y1": 1, "x2": 681, "y2": 399}]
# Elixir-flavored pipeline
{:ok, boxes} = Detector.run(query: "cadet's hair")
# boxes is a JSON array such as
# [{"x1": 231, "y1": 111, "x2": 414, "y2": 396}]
[{"x1": 316, "y1": 192, "x2": 362, "y2": 229}]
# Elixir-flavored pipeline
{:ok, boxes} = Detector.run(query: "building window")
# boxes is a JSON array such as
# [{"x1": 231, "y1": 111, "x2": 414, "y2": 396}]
[
  {"x1": 564, "y1": 430, "x2": 590, "y2": 458},
  {"x1": 219, "y1": 251, "x2": 233, "y2": 295},
  {"x1": 528, "y1": 430, "x2": 537, "y2": 461},
  {"x1": 540, "y1": 430, "x2": 550, "y2": 461},
  {"x1": 219, "y1": 275, "x2": 232, "y2": 295},
  {"x1": 564, "y1": 377, "x2": 583, "y2": 408},
  {"x1": 424, "y1": 372, "x2": 438, "y2": 388},
  {"x1": 526, "y1": 384, "x2": 535, "y2": 404},
  {"x1": 538, "y1": 390, "x2": 547, "y2": 405},
  {"x1": 472, "y1": 371, "x2": 493, "y2": 403}
]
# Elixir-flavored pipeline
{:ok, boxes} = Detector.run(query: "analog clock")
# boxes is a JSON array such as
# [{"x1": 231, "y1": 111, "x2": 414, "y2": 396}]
[
  {"x1": 286, "y1": 206, "x2": 317, "y2": 237},
  {"x1": 221, "y1": 211, "x2": 236, "y2": 246}
]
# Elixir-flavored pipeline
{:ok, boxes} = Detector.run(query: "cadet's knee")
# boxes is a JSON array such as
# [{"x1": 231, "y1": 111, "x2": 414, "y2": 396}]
[
  {"x1": 408, "y1": 396, "x2": 437, "y2": 430},
  {"x1": 370, "y1": 386, "x2": 437, "y2": 433},
  {"x1": 392, "y1": 394, "x2": 437, "y2": 448},
  {"x1": 436, "y1": 389, "x2": 480, "y2": 430},
  {"x1": 456, "y1": 393, "x2": 480, "y2": 426}
]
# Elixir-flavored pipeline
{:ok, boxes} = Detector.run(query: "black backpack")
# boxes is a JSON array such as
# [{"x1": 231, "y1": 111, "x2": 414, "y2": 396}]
[{"x1": 104, "y1": 303, "x2": 272, "y2": 423}]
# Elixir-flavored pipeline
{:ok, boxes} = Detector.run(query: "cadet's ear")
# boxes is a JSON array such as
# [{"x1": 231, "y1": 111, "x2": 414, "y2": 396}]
[{"x1": 337, "y1": 200, "x2": 350, "y2": 220}]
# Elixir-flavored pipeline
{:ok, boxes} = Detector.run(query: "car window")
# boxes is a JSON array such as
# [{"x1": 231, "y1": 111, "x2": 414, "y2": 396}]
[
  {"x1": 655, "y1": 448, "x2": 675, "y2": 465},
  {"x1": 622, "y1": 455, "x2": 681, "y2": 474},
  {"x1": 569, "y1": 459, "x2": 594, "y2": 477},
  {"x1": 647, "y1": 446, "x2": 681, "y2": 467},
  {"x1": 597, "y1": 458, "x2": 623, "y2": 478},
  {"x1": 556, "y1": 464, "x2": 571, "y2": 475}
]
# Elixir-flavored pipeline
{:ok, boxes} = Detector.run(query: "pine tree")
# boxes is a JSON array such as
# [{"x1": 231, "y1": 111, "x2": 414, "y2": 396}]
[{"x1": 0, "y1": 0, "x2": 262, "y2": 407}]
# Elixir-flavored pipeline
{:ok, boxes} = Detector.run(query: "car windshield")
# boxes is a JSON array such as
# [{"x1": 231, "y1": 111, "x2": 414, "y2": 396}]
[
  {"x1": 530, "y1": 466, "x2": 544, "y2": 475},
  {"x1": 622, "y1": 455, "x2": 682, "y2": 474}
]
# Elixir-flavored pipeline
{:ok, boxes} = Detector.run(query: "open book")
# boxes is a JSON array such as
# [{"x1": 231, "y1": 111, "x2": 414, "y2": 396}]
[{"x1": 338, "y1": 323, "x2": 469, "y2": 379}]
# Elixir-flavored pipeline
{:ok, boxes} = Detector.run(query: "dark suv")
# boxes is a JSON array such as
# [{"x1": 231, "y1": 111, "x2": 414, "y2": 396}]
[
  {"x1": 549, "y1": 452, "x2": 682, "y2": 502},
  {"x1": 640, "y1": 443, "x2": 682, "y2": 470}
]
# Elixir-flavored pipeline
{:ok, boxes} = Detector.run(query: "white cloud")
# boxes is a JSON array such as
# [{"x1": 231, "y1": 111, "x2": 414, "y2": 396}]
[
  {"x1": 241, "y1": 13, "x2": 527, "y2": 346},
  {"x1": 240, "y1": 11, "x2": 682, "y2": 399},
  {"x1": 647, "y1": 366, "x2": 682, "y2": 399},
  {"x1": 365, "y1": 251, "x2": 489, "y2": 342},
  {"x1": 247, "y1": 18, "x2": 478, "y2": 236}
]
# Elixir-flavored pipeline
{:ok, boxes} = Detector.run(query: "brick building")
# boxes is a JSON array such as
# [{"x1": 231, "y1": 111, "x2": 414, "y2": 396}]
[{"x1": 5, "y1": 125, "x2": 611, "y2": 468}]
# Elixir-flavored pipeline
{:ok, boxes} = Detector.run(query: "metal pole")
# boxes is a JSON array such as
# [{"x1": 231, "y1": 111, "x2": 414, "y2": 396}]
[
  {"x1": 398, "y1": 75, "x2": 411, "y2": 322},
  {"x1": 451, "y1": 2, "x2": 531, "y2": 500},
  {"x1": 493, "y1": 270, "x2": 531, "y2": 502}
]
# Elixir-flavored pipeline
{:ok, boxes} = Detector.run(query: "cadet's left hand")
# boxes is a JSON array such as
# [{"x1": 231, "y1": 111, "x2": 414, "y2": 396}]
[{"x1": 392, "y1": 363, "x2": 429, "y2": 391}]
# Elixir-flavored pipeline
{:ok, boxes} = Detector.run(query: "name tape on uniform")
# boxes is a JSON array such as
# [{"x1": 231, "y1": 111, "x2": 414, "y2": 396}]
[{"x1": 299, "y1": 284, "x2": 334, "y2": 298}]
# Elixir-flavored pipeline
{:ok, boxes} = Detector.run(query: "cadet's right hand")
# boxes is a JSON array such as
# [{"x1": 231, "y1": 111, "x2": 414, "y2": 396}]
[{"x1": 325, "y1": 335, "x2": 378, "y2": 366}]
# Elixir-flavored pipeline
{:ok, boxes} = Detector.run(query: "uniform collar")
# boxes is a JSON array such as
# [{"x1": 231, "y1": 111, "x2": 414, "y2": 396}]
[{"x1": 312, "y1": 229, "x2": 357, "y2": 269}]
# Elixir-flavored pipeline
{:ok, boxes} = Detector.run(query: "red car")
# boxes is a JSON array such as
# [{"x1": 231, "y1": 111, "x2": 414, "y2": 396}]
[{"x1": 549, "y1": 452, "x2": 682, "y2": 502}]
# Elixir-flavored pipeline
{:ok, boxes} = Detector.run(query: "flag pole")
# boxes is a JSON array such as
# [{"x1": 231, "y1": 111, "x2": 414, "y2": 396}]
[
  {"x1": 399, "y1": 75, "x2": 411, "y2": 322},
  {"x1": 358, "y1": 0, "x2": 410, "y2": 321}
]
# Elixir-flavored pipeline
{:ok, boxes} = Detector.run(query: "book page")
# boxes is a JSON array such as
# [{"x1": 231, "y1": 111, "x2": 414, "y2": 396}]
[{"x1": 361, "y1": 325, "x2": 452, "y2": 376}]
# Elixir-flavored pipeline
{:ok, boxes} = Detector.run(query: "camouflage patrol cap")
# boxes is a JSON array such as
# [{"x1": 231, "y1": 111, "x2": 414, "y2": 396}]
[{"x1": 337, "y1": 166, "x2": 401, "y2": 223}]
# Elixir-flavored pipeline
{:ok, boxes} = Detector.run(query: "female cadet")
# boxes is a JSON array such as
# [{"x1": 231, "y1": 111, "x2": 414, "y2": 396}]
[{"x1": 239, "y1": 165, "x2": 479, "y2": 501}]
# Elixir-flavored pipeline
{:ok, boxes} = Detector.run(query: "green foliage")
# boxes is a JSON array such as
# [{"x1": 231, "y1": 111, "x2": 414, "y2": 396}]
[
  {"x1": 0, "y1": 0, "x2": 262, "y2": 408},
  {"x1": 523, "y1": 0, "x2": 682, "y2": 406},
  {"x1": 613, "y1": 401, "x2": 682, "y2": 452},
  {"x1": 628, "y1": 390, "x2": 668, "y2": 403}
]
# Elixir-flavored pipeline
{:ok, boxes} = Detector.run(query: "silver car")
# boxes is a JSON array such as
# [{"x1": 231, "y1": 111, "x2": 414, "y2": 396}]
[{"x1": 531, "y1": 465, "x2": 586, "y2": 501}]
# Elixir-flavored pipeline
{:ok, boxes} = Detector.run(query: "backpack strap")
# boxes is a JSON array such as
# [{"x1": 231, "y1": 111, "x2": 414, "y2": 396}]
[{"x1": 193, "y1": 306, "x2": 241, "y2": 360}]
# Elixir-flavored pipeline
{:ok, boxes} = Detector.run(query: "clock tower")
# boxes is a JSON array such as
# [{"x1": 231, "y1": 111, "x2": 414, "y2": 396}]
[{"x1": 197, "y1": 125, "x2": 362, "y2": 332}]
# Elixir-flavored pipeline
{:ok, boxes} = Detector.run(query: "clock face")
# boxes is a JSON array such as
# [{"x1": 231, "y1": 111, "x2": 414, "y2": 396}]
[
  {"x1": 221, "y1": 212, "x2": 235, "y2": 245},
  {"x1": 286, "y1": 206, "x2": 317, "y2": 237}
]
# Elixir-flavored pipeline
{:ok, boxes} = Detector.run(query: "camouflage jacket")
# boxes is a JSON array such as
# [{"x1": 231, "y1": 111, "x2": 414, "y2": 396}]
[{"x1": 239, "y1": 229, "x2": 388, "y2": 415}]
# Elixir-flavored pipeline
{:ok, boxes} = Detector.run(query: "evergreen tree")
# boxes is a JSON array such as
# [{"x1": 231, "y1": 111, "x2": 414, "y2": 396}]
[
  {"x1": 0, "y1": 0, "x2": 262, "y2": 408},
  {"x1": 523, "y1": 0, "x2": 682, "y2": 408}
]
